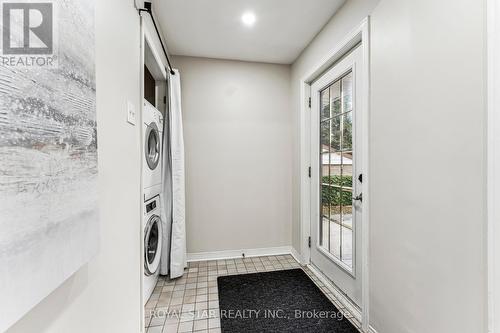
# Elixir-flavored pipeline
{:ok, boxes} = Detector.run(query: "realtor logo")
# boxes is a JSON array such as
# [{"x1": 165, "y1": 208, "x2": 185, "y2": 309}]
[
  {"x1": 1, "y1": 1, "x2": 56, "y2": 67},
  {"x1": 3, "y1": 2, "x2": 52, "y2": 54}
]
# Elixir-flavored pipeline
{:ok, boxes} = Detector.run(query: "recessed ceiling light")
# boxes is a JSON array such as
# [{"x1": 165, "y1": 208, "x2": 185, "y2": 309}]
[{"x1": 241, "y1": 12, "x2": 256, "y2": 27}]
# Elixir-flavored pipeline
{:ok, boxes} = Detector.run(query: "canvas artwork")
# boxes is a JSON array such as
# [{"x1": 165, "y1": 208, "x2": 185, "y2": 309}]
[{"x1": 0, "y1": 0, "x2": 97, "y2": 331}]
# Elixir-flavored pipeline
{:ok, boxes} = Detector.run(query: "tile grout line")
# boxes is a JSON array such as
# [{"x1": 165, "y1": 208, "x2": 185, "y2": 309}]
[{"x1": 145, "y1": 255, "x2": 360, "y2": 333}]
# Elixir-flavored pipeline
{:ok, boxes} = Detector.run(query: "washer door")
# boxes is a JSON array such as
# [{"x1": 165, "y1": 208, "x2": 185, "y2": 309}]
[
  {"x1": 145, "y1": 122, "x2": 160, "y2": 170},
  {"x1": 144, "y1": 215, "x2": 162, "y2": 276}
]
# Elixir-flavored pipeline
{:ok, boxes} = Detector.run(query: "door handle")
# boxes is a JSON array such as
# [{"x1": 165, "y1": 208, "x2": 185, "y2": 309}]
[{"x1": 353, "y1": 193, "x2": 362, "y2": 202}]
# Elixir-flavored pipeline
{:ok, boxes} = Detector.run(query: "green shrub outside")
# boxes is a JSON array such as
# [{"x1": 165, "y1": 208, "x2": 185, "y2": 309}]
[{"x1": 321, "y1": 175, "x2": 353, "y2": 206}]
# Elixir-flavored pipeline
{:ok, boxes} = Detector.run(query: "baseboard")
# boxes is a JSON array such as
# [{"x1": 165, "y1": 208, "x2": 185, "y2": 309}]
[
  {"x1": 187, "y1": 246, "x2": 293, "y2": 262},
  {"x1": 289, "y1": 246, "x2": 303, "y2": 264}
]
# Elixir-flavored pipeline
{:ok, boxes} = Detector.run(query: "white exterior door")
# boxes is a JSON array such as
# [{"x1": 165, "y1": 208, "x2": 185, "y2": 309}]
[{"x1": 310, "y1": 45, "x2": 363, "y2": 306}]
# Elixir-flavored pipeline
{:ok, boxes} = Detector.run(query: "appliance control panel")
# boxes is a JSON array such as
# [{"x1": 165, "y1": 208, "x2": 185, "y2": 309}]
[{"x1": 145, "y1": 195, "x2": 159, "y2": 214}]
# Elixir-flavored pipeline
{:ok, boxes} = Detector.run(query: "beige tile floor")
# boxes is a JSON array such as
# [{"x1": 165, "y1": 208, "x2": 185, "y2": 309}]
[{"x1": 144, "y1": 255, "x2": 361, "y2": 333}]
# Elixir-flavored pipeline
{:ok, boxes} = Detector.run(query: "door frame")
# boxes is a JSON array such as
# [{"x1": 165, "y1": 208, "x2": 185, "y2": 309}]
[
  {"x1": 488, "y1": 0, "x2": 500, "y2": 331},
  {"x1": 298, "y1": 17, "x2": 371, "y2": 332}
]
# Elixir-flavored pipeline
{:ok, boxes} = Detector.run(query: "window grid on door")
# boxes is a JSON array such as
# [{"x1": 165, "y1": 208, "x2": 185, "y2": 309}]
[{"x1": 319, "y1": 70, "x2": 354, "y2": 270}]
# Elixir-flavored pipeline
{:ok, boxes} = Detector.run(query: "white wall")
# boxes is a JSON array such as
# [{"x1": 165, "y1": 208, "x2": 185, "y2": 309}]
[
  {"x1": 370, "y1": 0, "x2": 486, "y2": 332},
  {"x1": 291, "y1": 0, "x2": 487, "y2": 332},
  {"x1": 172, "y1": 56, "x2": 292, "y2": 254},
  {"x1": 488, "y1": 1, "x2": 500, "y2": 331},
  {"x1": 6, "y1": 0, "x2": 143, "y2": 332}
]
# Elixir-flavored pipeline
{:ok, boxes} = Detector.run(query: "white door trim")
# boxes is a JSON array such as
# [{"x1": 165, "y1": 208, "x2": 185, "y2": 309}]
[
  {"x1": 298, "y1": 17, "x2": 370, "y2": 332},
  {"x1": 139, "y1": 16, "x2": 146, "y2": 332},
  {"x1": 488, "y1": 0, "x2": 500, "y2": 331}
]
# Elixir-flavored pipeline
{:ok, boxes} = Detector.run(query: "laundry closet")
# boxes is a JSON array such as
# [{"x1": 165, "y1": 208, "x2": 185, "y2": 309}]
[
  {"x1": 141, "y1": 31, "x2": 167, "y2": 305},
  {"x1": 140, "y1": 12, "x2": 178, "y2": 309}
]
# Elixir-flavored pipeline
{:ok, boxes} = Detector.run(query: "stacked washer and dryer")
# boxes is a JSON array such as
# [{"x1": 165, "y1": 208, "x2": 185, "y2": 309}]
[{"x1": 143, "y1": 100, "x2": 164, "y2": 303}]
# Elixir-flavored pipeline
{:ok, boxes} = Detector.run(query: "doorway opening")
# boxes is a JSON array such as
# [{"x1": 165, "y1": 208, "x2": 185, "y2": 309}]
[{"x1": 299, "y1": 18, "x2": 370, "y2": 332}]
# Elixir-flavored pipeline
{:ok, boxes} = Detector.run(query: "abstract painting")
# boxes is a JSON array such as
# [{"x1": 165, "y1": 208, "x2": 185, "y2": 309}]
[{"x1": 0, "y1": 0, "x2": 97, "y2": 331}]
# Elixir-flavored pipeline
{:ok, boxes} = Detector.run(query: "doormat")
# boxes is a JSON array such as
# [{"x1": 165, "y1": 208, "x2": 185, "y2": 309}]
[{"x1": 217, "y1": 269, "x2": 360, "y2": 333}]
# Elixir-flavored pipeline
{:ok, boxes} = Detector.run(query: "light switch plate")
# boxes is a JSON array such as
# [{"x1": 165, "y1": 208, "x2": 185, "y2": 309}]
[{"x1": 127, "y1": 101, "x2": 136, "y2": 125}]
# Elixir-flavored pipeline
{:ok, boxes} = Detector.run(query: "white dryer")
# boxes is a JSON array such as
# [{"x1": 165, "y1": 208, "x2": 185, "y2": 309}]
[
  {"x1": 143, "y1": 195, "x2": 163, "y2": 304},
  {"x1": 143, "y1": 100, "x2": 163, "y2": 201}
]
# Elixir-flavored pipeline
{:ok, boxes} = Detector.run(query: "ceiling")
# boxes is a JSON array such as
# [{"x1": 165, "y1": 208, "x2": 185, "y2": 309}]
[{"x1": 153, "y1": 0, "x2": 346, "y2": 65}]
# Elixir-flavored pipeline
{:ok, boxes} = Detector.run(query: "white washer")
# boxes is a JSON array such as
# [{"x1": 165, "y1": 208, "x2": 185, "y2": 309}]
[
  {"x1": 143, "y1": 100, "x2": 163, "y2": 201},
  {"x1": 143, "y1": 195, "x2": 163, "y2": 304}
]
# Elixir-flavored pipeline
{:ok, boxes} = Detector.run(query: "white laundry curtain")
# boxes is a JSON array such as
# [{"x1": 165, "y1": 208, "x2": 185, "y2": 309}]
[
  {"x1": 159, "y1": 92, "x2": 172, "y2": 276},
  {"x1": 160, "y1": 68, "x2": 186, "y2": 278}
]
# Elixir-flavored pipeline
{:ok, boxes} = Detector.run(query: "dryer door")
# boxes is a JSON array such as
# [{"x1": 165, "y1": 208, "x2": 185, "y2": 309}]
[
  {"x1": 145, "y1": 122, "x2": 160, "y2": 170},
  {"x1": 144, "y1": 215, "x2": 162, "y2": 275}
]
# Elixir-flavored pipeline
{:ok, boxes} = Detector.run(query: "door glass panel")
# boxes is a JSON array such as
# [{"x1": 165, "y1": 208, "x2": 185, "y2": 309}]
[
  {"x1": 321, "y1": 87, "x2": 330, "y2": 120},
  {"x1": 319, "y1": 70, "x2": 355, "y2": 272},
  {"x1": 341, "y1": 152, "x2": 353, "y2": 187},
  {"x1": 321, "y1": 188, "x2": 341, "y2": 259},
  {"x1": 330, "y1": 80, "x2": 341, "y2": 116},
  {"x1": 320, "y1": 152, "x2": 331, "y2": 241},
  {"x1": 322, "y1": 154, "x2": 342, "y2": 179},
  {"x1": 321, "y1": 121, "x2": 330, "y2": 147},
  {"x1": 328, "y1": 203, "x2": 341, "y2": 259},
  {"x1": 330, "y1": 116, "x2": 341, "y2": 152},
  {"x1": 342, "y1": 112, "x2": 353, "y2": 151},
  {"x1": 342, "y1": 72, "x2": 353, "y2": 112},
  {"x1": 341, "y1": 203, "x2": 353, "y2": 268}
]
